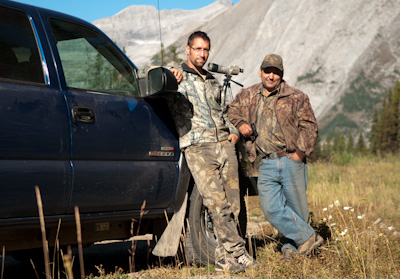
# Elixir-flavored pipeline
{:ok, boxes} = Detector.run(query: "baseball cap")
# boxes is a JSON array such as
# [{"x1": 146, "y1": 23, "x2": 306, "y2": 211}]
[{"x1": 260, "y1": 54, "x2": 284, "y2": 72}]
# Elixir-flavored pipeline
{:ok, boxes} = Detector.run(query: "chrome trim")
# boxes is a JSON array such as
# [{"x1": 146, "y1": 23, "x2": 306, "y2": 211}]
[{"x1": 28, "y1": 13, "x2": 50, "y2": 85}]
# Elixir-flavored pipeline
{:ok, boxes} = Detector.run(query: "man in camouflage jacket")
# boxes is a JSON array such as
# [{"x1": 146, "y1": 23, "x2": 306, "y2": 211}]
[
  {"x1": 168, "y1": 31, "x2": 257, "y2": 272},
  {"x1": 228, "y1": 54, "x2": 323, "y2": 259}
]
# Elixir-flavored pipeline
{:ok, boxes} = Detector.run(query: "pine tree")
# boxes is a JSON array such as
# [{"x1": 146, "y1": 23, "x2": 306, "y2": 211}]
[
  {"x1": 356, "y1": 132, "x2": 367, "y2": 155},
  {"x1": 347, "y1": 133, "x2": 354, "y2": 153},
  {"x1": 369, "y1": 81, "x2": 400, "y2": 155},
  {"x1": 324, "y1": 135, "x2": 332, "y2": 159},
  {"x1": 377, "y1": 96, "x2": 390, "y2": 153},
  {"x1": 386, "y1": 90, "x2": 397, "y2": 153},
  {"x1": 369, "y1": 107, "x2": 379, "y2": 154},
  {"x1": 151, "y1": 43, "x2": 166, "y2": 66},
  {"x1": 333, "y1": 132, "x2": 346, "y2": 154},
  {"x1": 167, "y1": 44, "x2": 183, "y2": 67},
  {"x1": 151, "y1": 43, "x2": 183, "y2": 67},
  {"x1": 392, "y1": 81, "x2": 400, "y2": 153}
]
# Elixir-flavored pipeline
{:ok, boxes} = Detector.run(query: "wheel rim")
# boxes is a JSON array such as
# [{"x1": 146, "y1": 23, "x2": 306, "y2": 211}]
[{"x1": 200, "y1": 205, "x2": 218, "y2": 247}]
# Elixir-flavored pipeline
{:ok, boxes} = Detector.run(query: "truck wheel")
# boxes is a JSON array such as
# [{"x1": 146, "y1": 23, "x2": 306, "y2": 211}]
[{"x1": 185, "y1": 184, "x2": 247, "y2": 265}]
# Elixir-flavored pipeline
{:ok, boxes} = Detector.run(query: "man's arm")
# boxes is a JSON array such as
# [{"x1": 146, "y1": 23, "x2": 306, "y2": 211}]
[
  {"x1": 228, "y1": 89, "x2": 256, "y2": 139},
  {"x1": 296, "y1": 93, "x2": 318, "y2": 158}
]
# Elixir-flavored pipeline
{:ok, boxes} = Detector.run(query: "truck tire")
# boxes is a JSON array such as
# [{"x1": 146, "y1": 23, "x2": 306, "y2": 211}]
[{"x1": 185, "y1": 184, "x2": 247, "y2": 265}]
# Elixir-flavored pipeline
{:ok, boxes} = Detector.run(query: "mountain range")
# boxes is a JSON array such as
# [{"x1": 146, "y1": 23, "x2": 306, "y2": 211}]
[{"x1": 93, "y1": 0, "x2": 400, "y2": 140}]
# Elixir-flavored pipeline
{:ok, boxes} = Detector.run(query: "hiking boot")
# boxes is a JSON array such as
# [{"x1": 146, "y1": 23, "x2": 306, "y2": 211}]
[
  {"x1": 282, "y1": 248, "x2": 296, "y2": 260},
  {"x1": 237, "y1": 251, "x2": 259, "y2": 269},
  {"x1": 297, "y1": 232, "x2": 324, "y2": 255},
  {"x1": 215, "y1": 256, "x2": 245, "y2": 273}
]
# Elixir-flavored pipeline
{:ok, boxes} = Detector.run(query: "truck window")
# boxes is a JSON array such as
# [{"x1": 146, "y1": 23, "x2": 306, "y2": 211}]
[
  {"x1": 49, "y1": 18, "x2": 140, "y2": 97},
  {"x1": 0, "y1": 6, "x2": 45, "y2": 84}
]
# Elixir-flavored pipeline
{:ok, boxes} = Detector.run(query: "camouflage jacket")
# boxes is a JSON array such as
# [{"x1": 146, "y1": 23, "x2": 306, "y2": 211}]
[
  {"x1": 228, "y1": 81, "x2": 318, "y2": 176},
  {"x1": 168, "y1": 63, "x2": 239, "y2": 149}
]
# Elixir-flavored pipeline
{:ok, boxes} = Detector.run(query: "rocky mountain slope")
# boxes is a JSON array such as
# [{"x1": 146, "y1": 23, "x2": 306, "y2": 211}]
[
  {"x1": 94, "y1": 0, "x2": 400, "y2": 138},
  {"x1": 93, "y1": 0, "x2": 233, "y2": 66}
]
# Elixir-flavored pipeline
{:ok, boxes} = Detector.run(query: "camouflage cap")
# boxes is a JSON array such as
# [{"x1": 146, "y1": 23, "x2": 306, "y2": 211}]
[{"x1": 260, "y1": 54, "x2": 284, "y2": 72}]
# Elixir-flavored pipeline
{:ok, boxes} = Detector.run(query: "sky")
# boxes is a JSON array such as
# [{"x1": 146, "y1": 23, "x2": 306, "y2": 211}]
[{"x1": 13, "y1": 0, "x2": 240, "y2": 23}]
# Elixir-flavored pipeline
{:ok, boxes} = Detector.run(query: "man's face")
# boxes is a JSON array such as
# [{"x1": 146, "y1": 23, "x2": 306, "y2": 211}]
[
  {"x1": 259, "y1": 67, "x2": 282, "y2": 93},
  {"x1": 185, "y1": 37, "x2": 210, "y2": 71}
]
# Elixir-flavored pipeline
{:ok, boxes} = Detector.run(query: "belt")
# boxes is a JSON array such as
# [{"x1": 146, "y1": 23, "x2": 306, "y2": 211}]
[{"x1": 264, "y1": 150, "x2": 286, "y2": 160}]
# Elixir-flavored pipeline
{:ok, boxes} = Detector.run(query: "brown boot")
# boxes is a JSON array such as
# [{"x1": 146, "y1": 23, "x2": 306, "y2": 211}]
[{"x1": 297, "y1": 232, "x2": 323, "y2": 255}]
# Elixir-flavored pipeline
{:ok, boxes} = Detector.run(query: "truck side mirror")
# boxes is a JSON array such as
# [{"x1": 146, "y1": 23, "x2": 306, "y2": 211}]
[{"x1": 139, "y1": 67, "x2": 178, "y2": 97}]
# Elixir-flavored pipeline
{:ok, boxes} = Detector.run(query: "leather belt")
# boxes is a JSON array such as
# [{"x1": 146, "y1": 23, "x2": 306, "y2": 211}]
[{"x1": 264, "y1": 150, "x2": 286, "y2": 160}]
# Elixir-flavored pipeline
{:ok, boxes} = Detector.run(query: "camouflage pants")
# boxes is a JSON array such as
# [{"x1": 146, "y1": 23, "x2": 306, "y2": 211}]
[{"x1": 184, "y1": 140, "x2": 245, "y2": 262}]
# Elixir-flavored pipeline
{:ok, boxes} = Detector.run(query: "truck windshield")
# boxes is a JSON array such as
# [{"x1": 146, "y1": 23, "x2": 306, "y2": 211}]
[{"x1": 49, "y1": 18, "x2": 140, "y2": 97}]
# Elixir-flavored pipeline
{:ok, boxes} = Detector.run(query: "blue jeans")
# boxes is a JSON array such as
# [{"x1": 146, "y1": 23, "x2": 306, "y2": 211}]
[{"x1": 257, "y1": 155, "x2": 314, "y2": 251}]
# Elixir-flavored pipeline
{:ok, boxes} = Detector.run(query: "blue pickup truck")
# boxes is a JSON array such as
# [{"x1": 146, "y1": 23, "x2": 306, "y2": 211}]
[{"x1": 0, "y1": 0, "x2": 253, "y2": 265}]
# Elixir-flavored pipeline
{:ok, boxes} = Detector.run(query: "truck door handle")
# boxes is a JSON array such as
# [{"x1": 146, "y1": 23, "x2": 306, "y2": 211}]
[{"x1": 71, "y1": 106, "x2": 95, "y2": 124}]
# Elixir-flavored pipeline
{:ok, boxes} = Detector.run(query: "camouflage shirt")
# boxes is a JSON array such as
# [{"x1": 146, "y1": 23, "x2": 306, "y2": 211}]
[
  {"x1": 168, "y1": 63, "x2": 239, "y2": 149},
  {"x1": 255, "y1": 87, "x2": 286, "y2": 156},
  {"x1": 228, "y1": 81, "x2": 318, "y2": 176}
]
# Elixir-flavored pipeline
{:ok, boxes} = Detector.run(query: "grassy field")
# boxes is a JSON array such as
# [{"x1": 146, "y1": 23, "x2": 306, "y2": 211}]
[
  {"x1": 118, "y1": 155, "x2": 400, "y2": 279},
  {"x1": 3, "y1": 155, "x2": 399, "y2": 278}
]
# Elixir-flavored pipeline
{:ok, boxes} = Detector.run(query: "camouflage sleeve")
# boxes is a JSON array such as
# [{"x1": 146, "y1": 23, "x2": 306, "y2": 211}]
[
  {"x1": 296, "y1": 93, "x2": 318, "y2": 157},
  {"x1": 227, "y1": 89, "x2": 250, "y2": 128}
]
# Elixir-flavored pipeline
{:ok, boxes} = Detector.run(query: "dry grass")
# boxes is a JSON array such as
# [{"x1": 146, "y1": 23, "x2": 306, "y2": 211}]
[
  {"x1": 308, "y1": 154, "x2": 400, "y2": 227},
  {"x1": 3, "y1": 155, "x2": 399, "y2": 278},
  {"x1": 121, "y1": 155, "x2": 400, "y2": 279}
]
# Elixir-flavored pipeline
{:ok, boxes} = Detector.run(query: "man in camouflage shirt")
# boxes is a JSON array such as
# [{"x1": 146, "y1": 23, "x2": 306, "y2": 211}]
[
  {"x1": 228, "y1": 54, "x2": 323, "y2": 259},
  {"x1": 168, "y1": 31, "x2": 257, "y2": 272}
]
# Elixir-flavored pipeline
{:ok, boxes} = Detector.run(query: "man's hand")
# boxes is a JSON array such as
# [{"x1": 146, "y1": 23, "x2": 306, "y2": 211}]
[
  {"x1": 238, "y1": 123, "x2": 254, "y2": 138},
  {"x1": 228, "y1": 133, "x2": 239, "y2": 144},
  {"x1": 170, "y1": 68, "x2": 183, "y2": 84}
]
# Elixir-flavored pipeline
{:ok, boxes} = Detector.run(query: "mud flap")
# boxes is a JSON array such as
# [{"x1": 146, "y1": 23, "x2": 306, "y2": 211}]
[{"x1": 152, "y1": 192, "x2": 188, "y2": 257}]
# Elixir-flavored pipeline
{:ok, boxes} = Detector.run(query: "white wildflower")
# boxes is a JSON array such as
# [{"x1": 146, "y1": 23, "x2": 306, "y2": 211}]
[
  {"x1": 334, "y1": 200, "x2": 340, "y2": 207},
  {"x1": 328, "y1": 215, "x2": 333, "y2": 220},
  {"x1": 330, "y1": 223, "x2": 336, "y2": 227},
  {"x1": 323, "y1": 208, "x2": 328, "y2": 212},
  {"x1": 329, "y1": 204, "x2": 334, "y2": 208},
  {"x1": 357, "y1": 214, "x2": 365, "y2": 220},
  {"x1": 343, "y1": 206, "x2": 350, "y2": 210},
  {"x1": 388, "y1": 226, "x2": 394, "y2": 231}
]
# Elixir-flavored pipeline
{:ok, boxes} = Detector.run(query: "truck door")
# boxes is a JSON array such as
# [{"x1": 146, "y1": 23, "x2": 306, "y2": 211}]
[
  {"x1": 0, "y1": 5, "x2": 71, "y2": 219},
  {"x1": 46, "y1": 17, "x2": 180, "y2": 214}
]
